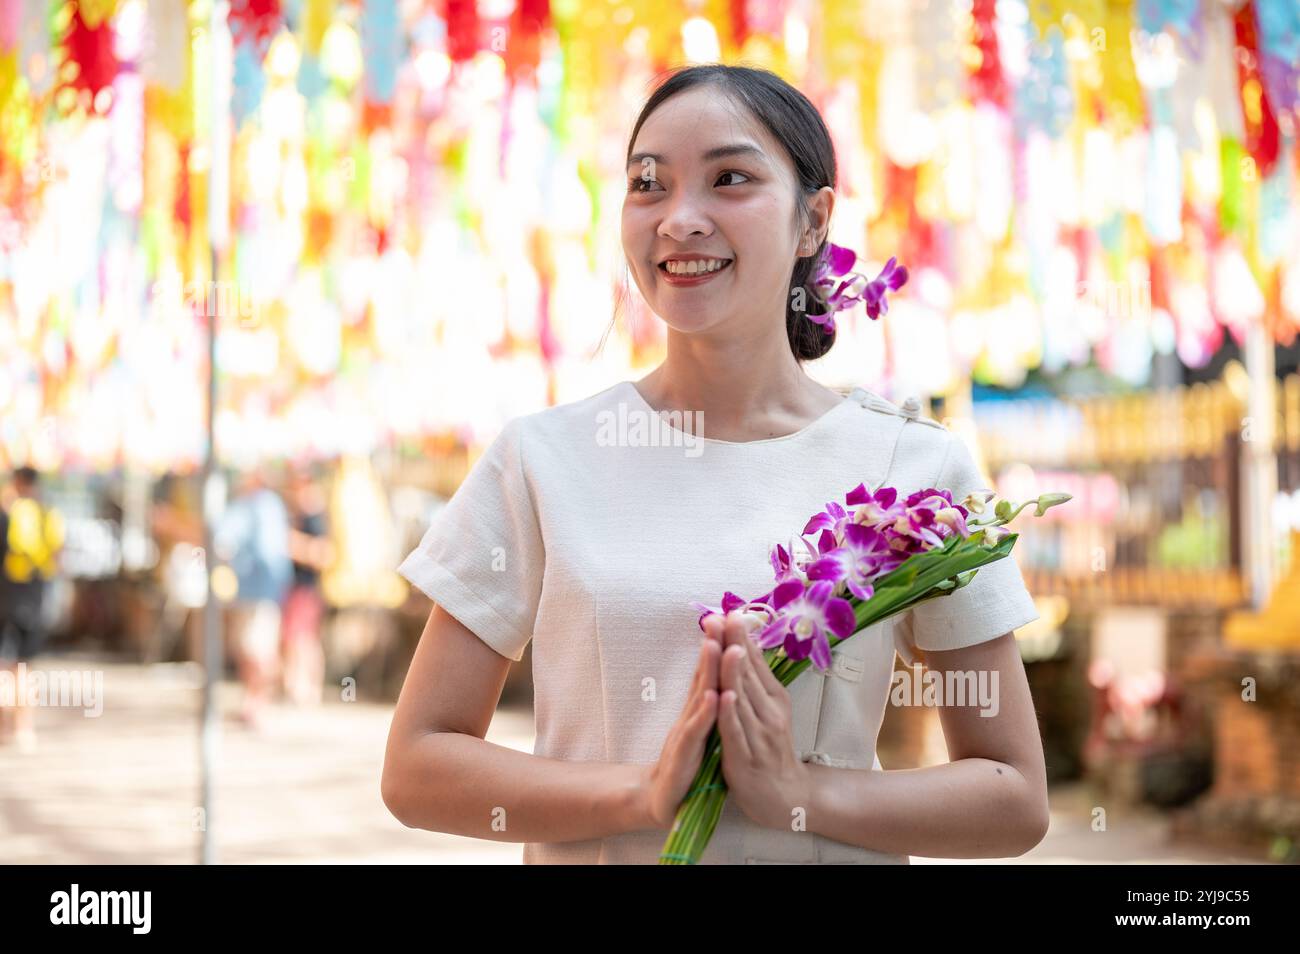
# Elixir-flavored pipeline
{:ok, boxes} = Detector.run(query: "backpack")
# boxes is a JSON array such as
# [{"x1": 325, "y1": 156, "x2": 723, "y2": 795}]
[{"x1": 3, "y1": 497, "x2": 65, "y2": 583}]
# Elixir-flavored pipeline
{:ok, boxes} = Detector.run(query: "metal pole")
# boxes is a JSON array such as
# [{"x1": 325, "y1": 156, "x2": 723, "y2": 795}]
[
  {"x1": 1243, "y1": 315, "x2": 1277, "y2": 610},
  {"x1": 200, "y1": 0, "x2": 233, "y2": 866}
]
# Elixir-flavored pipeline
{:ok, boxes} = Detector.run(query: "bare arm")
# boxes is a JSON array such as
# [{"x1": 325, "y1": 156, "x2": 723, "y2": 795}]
[
  {"x1": 381, "y1": 601, "x2": 655, "y2": 843},
  {"x1": 805, "y1": 632, "x2": 1050, "y2": 858}
]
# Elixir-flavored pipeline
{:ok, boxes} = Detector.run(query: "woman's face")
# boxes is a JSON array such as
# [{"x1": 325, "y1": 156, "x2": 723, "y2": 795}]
[{"x1": 621, "y1": 86, "x2": 809, "y2": 338}]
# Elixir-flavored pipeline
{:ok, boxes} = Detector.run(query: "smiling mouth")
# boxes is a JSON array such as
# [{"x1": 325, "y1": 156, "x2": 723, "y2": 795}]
[{"x1": 657, "y1": 259, "x2": 734, "y2": 278}]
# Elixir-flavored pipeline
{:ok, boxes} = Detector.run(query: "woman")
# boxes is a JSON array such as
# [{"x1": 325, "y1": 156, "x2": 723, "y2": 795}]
[{"x1": 382, "y1": 65, "x2": 1050, "y2": 864}]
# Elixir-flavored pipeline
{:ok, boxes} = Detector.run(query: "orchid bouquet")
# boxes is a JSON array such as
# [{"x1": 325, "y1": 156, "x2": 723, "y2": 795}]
[{"x1": 658, "y1": 482, "x2": 1072, "y2": 864}]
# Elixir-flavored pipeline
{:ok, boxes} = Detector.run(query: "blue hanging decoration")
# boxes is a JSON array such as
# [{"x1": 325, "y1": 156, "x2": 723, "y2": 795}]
[
  {"x1": 232, "y1": 34, "x2": 267, "y2": 126},
  {"x1": 361, "y1": 0, "x2": 402, "y2": 106},
  {"x1": 1253, "y1": 0, "x2": 1300, "y2": 124},
  {"x1": 1138, "y1": 0, "x2": 1204, "y2": 58},
  {"x1": 1015, "y1": 26, "x2": 1072, "y2": 140}
]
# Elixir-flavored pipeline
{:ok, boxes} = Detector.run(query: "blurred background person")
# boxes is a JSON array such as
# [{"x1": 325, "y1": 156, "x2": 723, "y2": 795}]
[
  {"x1": 214, "y1": 470, "x2": 292, "y2": 729},
  {"x1": 281, "y1": 467, "x2": 333, "y2": 707},
  {"x1": 0, "y1": 467, "x2": 65, "y2": 751}
]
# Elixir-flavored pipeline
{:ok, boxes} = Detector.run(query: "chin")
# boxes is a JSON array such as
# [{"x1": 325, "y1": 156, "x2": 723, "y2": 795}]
[{"x1": 651, "y1": 305, "x2": 726, "y2": 335}]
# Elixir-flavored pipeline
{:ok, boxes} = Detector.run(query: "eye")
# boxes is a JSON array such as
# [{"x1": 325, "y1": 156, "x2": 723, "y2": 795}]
[
  {"x1": 716, "y1": 170, "x2": 751, "y2": 186},
  {"x1": 628, "y1": 175, "x2": 662, "y2": 194}
]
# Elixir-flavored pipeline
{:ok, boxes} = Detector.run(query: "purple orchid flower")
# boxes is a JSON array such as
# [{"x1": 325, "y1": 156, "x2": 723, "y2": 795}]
[
  {"x1": 805, "y1": 524, "x2": 902, "y2": 601},
  {"x1": 769, "y1": 539, "x2": 813, "y2": 585},
  {"x1": 846, "y1": 483, "x2": 907, "y2": 531},
  {"x1": 753, "y1": 578, "x2": 856, "y2": 668},
  {"x1": 803, "y1": 500, "x2": 853, "y2": 540},
  {"x1": 806, "y1": 244, "x2": 909, "y2": 332},
  {"x1": 891, "y1": 488, "x2": 971, "y2": 548},
  {"x1": 689, "y1": 590, "x2": 748, "y2": 631},
  {"x1": 904, "y1": 488, "x2": 970, "y2": 536},
  {"x1": 861, "y1": 257, "x2": 909, "y2": 320}
]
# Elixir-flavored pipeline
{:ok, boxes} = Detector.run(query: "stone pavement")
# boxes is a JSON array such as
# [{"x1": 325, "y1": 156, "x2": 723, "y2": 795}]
[{"x1": 0, "y1": 657, "x2": 1269, "y2": 864}]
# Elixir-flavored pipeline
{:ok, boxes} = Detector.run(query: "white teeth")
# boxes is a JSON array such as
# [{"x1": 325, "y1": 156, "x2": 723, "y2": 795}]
[{"x1": 665, "y1": 258, "x2": 729, "y2": 275}]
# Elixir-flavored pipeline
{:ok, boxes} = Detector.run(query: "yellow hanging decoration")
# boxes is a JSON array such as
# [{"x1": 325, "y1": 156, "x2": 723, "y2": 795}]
[{"x1": 74, "y1": 0, "x2": 119, "y2": 30}]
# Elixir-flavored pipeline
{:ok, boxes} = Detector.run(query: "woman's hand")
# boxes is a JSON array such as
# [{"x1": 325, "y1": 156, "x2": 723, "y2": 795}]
[
  {"x1": 714, "y1": 613, "x2": 813, "y2": 832},
  {"x1": 637, "y1": 625, "x2": 723, "y2": 831}
]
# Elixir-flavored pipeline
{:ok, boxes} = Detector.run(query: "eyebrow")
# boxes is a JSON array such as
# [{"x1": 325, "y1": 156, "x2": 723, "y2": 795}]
[{"x1": 626, "y1": 143, "x2": 766, "y2": 169}]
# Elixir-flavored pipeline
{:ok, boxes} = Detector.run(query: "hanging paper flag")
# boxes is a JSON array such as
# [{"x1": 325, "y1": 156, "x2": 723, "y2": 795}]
[
  {"x1": 1137, "y1": 0, "x2": 1203, "y2": 57},
  {"x1": 968, "y1": 0, "x2": 1008, "y2": 108},
  {"x1": 726, "y1": 0, "x2": 748, "y2": 51},
  {"x1": 229, "y1": 0, "x2": 281, "y2": 48},
  {"x1": 59, "y1": 1, "x2": 119, "y2": 104},
  {"x1": 231, "y1": 30, "x2": 266, "y2": 125},
  {"x1": 1233, "y1": 0, "x2": 1280, "y2": 178},
  {"x1": 912, "y1": 0, "x2": 963, "y2": 115},
  {"x1": 1016, "y1": 28, "x2": 1072, "y2": 138},
  {"x1": 0, "y1": 0, "x2": 20, "y2": 53},
  {"x1": 143, "y1": 0, "x2": 188, "y2": 93},
  {"x1": 361, "y1": 0, "x2": 400, "y2": 105},
  {"x1": 445, "y1": 0, "x2": 478, "y2": 64},
  {"x1": 503, "y1": 0, "x2": 549, "y2": 83},
  {"x1": 75, "y1": 0, "x2": 118, "y2": 30},
  {"x1": 302, "y1": 0, "x2": 332, "y2": 55},
  {"x1": 228, "y1": 1, "x2": 280, "y2": 127},
  {"x1": 1253, "y1": 0, "x2": 1300, "y2": 129},
  {"x1": 1098, "y1": 0, "x2": 1145, "y2": 133},
  {"x1": 294, "y1": 0, "x2": 331, "y2": 102}
]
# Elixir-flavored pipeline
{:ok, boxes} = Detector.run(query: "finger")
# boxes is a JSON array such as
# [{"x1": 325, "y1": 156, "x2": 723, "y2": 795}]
[
  {"x1": 702, "y1": 613, "x2": 725, "y2": 646},
  {"x1": 693, "y1": 618, "x2": 723, "y2": 688},
  {"x1": 717, "y1": 688, "x2": 753, "y2": 764},
  {"x1": 706, "y1": 628, "x2": 722, "y2": 690},
  {"x1": 721, "y1": 628, "x2": 777, "y2": 723},
  {"x1": 739, "y1": 619, "x2": 784, "y2": 699},
  {"x1": 723, "y1": 643, "x2": 765, "y2": 747},
  {"x1": 688, "y1": 635, "x2": 712, "y2": 697},
  {"x1": 692, "y1": 688, "x2": 718, "y2": 737},
  {"x1": 739, "y1": 654, "x2": 779, "y2": 724}
]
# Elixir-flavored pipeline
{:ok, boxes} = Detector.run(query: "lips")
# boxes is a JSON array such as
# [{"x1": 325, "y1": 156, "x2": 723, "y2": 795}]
[{"x1": 657, "y1": 258, "x2": 734, "y2": 280}]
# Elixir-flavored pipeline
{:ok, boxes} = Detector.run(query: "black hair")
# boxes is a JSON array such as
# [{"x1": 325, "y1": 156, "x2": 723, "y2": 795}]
[
  {"x1": 604, "y1": 63, "x2": 840, "y2": 363},
  {"x1": 14, "y1": 465, "x2": 38, "y2": 486}
]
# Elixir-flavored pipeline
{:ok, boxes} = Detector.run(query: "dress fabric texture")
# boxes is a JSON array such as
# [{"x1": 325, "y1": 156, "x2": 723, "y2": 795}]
[{"x1": 397, "y1": 381, "x2": 1041, "y2": 864}]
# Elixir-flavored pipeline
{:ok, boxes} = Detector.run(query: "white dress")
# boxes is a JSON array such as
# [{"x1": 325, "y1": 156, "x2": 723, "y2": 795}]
[{"x1": 397, "y1": 381, "x2": 1041, "y2": 863}]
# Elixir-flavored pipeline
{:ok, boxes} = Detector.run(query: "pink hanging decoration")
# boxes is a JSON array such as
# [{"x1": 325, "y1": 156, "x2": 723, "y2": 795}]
[{"x1": 0, "y1": 0, "x2": 20, "y2": 53}]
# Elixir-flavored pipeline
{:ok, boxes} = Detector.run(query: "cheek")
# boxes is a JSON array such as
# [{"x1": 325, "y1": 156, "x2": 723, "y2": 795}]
[
  {"x1": 621, "y1": 212, "x2": 651, "y2": 268},
  {"x1": 731, "y1": 196, "x2": 794, "y2": 261}
]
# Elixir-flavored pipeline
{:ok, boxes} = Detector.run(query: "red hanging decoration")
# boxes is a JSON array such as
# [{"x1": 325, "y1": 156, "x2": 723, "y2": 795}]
[
  {"x1": 60, "y1": 4, "x2": 119, "y2": 102},
  {"x1": 228, "y1": 0, "x2": 283, "y2": 51},
  {"x1": 504, "y1": 0, "x2": 550, "y2": 83},
  {"x1": 728, "y1": 0, "x2": 749, "y2": 50},
  {"x1": 1232, "y1": 0, "x2": 1280, "y2": 179},
  {"x1": 445, "y1": 0, "x2": 480, "y2": 65},
  {"x1": 968, "y1": 0, "x2": 1008, "y2": 109}
]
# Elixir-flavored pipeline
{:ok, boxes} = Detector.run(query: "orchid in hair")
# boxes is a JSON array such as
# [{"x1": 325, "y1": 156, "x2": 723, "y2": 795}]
[{"x1": 805, "y1": 243, "x2": 909, "y2": 333}]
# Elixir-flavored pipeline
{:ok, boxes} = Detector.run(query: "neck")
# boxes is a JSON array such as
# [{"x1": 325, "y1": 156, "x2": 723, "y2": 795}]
[{"x1": 637, "y1": 331, "x2": 838, "y2": 430}]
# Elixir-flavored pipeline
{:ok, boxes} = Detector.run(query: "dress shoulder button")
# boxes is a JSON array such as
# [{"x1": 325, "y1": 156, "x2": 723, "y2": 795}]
[{"x1": 900, "y1": 396, "x2": 949, "y2": 430}]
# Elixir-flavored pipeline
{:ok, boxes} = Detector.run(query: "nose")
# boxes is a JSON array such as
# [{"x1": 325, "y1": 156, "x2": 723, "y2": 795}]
[{"x1": 657, "y1": 187, "x2": 714, "y2": 244}]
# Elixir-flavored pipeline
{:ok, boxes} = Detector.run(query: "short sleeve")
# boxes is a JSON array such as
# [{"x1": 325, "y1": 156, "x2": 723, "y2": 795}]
[
  {"x1": 397, "y1": 417, "x2": 544, "y2": 662},
  {"x1": 893, "y1": 431, "x2": 1040, "y2": 667}
]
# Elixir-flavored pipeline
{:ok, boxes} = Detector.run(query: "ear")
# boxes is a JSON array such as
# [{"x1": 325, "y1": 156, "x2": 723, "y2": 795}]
[{"x1": 803, "y1": 186, "x2": 835, "y2": 250}]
